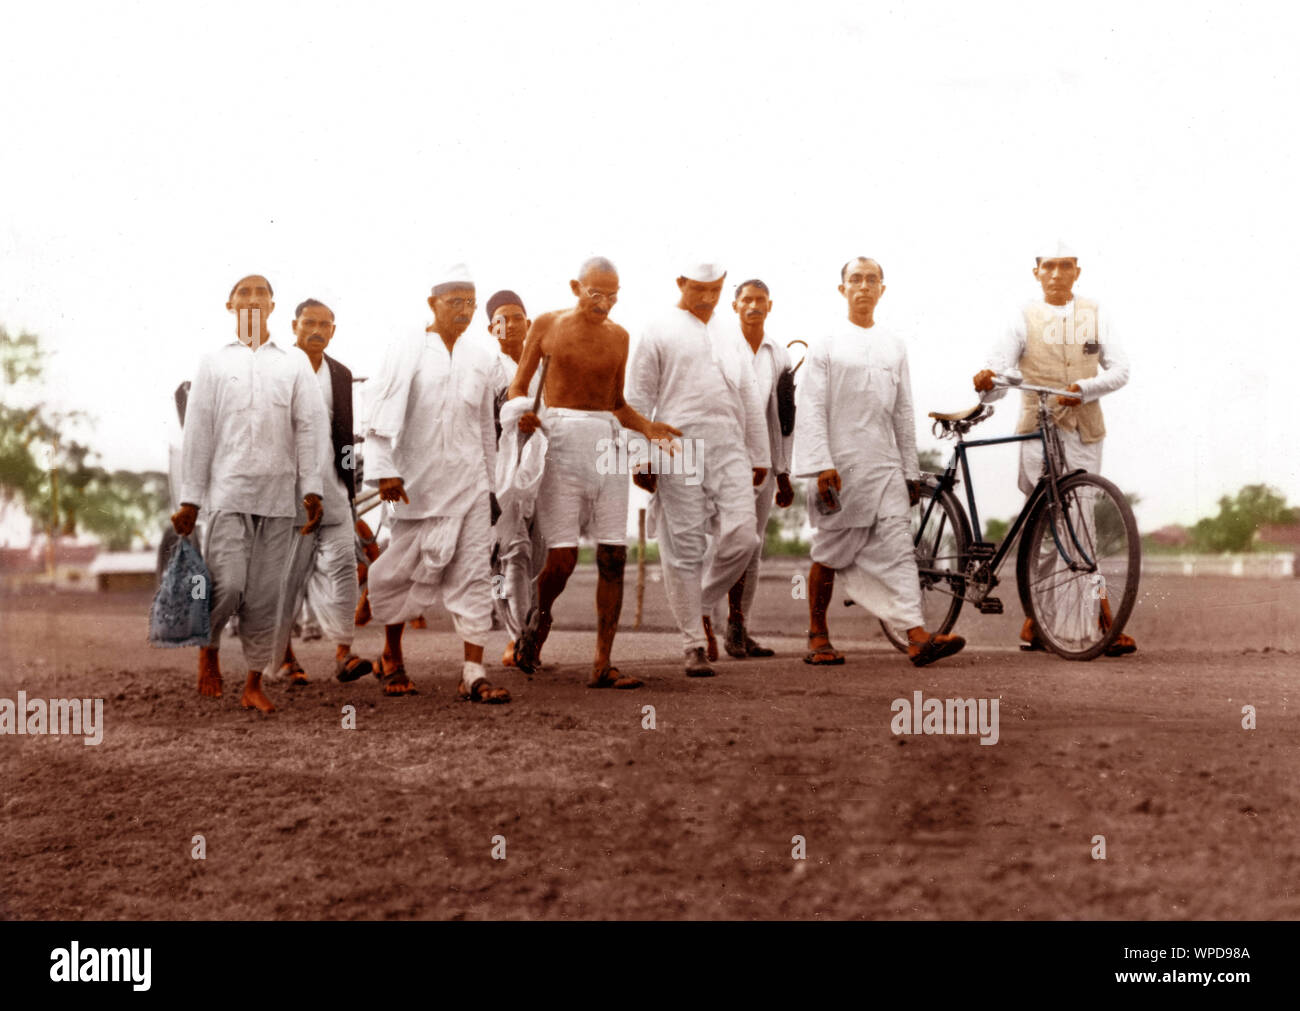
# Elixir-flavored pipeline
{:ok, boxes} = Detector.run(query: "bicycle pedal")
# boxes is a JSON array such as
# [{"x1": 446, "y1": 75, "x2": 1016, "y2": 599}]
[
  {"x1": 976, "y1": 596, "x2": 1003, "y2": 614},
  {"x1": 968, "y1": 542, "x2": 997, "y2": 559}
]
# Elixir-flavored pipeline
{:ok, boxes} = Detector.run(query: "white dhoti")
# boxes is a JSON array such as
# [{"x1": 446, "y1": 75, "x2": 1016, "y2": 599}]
[
  {"x1": 534, "y1": 409, "x2": 629, "y2": 549},
  {"x1": 705, "y1": 470, "x2": 775, "y2": 626},
  {"x1": 202, "y1": 511, "x2": 296, "y2": 670},
  {"x1": 655, "y1": 427, "x2": 759, "y2": 650},
  {"x1": 811, "y1": 514, "x2": 925, "y2": 631},
  {"x1": 367, "y1": 492, "x2": 494, "y2": 644},
  {"x1": 1020, "y1": 430, "x2": 1106, "y2": 648}
]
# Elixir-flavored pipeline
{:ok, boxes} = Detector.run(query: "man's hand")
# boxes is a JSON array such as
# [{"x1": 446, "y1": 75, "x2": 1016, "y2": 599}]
[
  {"x1": 632, "y1": 467, "x2": 658, "y2": 494},
  {"x1": 752, "y1": 467, "x2": 768, "y2": 487},
  {"x1": 518, "y1": 411, "x2": 543, "y2": 435},
  {"x1": 171, "y1": 502, "x2": 198, "y2": 536},
  {"x1": 906, "y1": 479, "x2": 923, "y2": 507},
  {"x1": 973, "y1": 369, "x2": 996, "y2": 393},
  {"x1": 775, "y1": 473, "x2": 794, "y2": 508},
  {"x1": 1057, "y1": 383, "x2": 1083, "y2": 407},
  {"x1": 301, "y1": 494, "x2": 323, "y2": 535},
  {"x1": 644, "y1": 419, "x2": 683, "y2": 456},
  {"x1": 378, "y1": 477, "x2": 409, "y2": 503},
  {"x1": 816, "y1": 469, "x2": 841, "y2": 509}
]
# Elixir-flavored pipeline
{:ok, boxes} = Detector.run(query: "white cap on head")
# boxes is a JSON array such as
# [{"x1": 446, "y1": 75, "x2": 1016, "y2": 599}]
[
  {"x1": 681, "y1": 261, "x2": 726, "y2": 283},
  {"x1": 432, "y1": 262, "x2": 474, "y2": 292},
  {"x1": 1037, "y1": 239, "x2": 1078, "y2": 260}
]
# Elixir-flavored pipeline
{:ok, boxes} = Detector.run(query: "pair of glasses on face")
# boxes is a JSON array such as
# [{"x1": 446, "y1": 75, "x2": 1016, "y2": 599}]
[
  {"x1": 582, "y1": 288, "x2": 618, "y2": 305},
  {"x1": 443, "y1": 297, "x2": 477, "y2": 310}
]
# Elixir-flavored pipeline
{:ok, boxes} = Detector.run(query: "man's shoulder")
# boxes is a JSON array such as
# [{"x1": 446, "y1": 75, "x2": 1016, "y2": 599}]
[
  {"x1": 642, "y1": 309, "x2": 689, "y2": 337},
  {"x1": 324, "y1": 352, "x2": 353, "y2": 382},
  {"x1": 601, "y1": 318, "x2": 629, "y2": 344}
]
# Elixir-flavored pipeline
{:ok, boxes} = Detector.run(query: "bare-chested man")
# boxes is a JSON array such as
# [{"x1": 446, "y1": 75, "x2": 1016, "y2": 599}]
[{"x1": 508, "y1": 257, "x2": 681, "y2": 688}]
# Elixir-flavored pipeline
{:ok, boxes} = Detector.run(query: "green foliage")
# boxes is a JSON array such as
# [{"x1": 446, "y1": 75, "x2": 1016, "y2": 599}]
[
  {"x1": 1190, "y1": 485, "x2": 1298, "y2": 553},
  {"x1": 983, "y1": 517, "x2": 1010, "y2": 545},
  {"x1": 2, "y1": 326, "x2": 169, "y2": 549}
]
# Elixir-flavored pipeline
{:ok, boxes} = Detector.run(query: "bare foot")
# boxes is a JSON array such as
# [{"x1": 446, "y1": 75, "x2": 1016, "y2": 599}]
[
  {"x1": 197, "y1": 647, "x2": 222, "y2": 697},
  {"x1": 239, "y1": 672, "x2": 276, "y2": 713}
]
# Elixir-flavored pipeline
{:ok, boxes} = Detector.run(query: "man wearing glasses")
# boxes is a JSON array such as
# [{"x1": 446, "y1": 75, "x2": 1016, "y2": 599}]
[
  {"x1": 362, "y1": 264, "x2": 511, "y2": 702},
  {"x1": 794, "y1": 257, "x2": 965, "y2": 668},
  {"x1": 509, "y1": 257, "x2": 681, "y2": 689}
]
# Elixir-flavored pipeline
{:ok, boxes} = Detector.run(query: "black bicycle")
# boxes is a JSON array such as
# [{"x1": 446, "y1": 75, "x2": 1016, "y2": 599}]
[{"x1": 878, "y1": 376, "x2": 1140, "y2": 661}]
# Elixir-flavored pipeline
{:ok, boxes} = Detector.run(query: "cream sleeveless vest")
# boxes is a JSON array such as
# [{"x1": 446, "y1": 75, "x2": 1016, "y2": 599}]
[{"x1": 1016, "y1": 297, "x2": 1106, "y2": 444}]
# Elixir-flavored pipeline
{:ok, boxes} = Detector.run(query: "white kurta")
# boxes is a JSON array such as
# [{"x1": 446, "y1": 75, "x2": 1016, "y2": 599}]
[
  {"x1": 705, "y1": 330, "x2": 795, "y2": 624},
  {"x1": 362, "y1": 330, "x2": 498, "y2": 639},
  {"x1": 181, "y1": 336, "x2": 323, "y2": 671},
  {"x1": 180, "y1": 338, "x2": 324, "y2": 515},
  {"x1": 792, "y1": 321, "x2": 924, "y2": 631},
  {"x1": 626, "y1": 308, "x2": 770, "y2": 650},
  {"x1": 364, "y1": 330, "x2": 497, "y2": 520}
]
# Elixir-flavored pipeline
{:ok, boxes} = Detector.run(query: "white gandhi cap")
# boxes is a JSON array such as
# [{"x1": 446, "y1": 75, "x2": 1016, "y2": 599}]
[
  {"x1": 1037, "y1": 239, "x2": 1078, "y2": 260},
  {"x1": 432, "y1": 262, "x2": 474, "y2": 293},
  {"x1": 681, "y1": 261, "x2": 726, "y2": 283}
]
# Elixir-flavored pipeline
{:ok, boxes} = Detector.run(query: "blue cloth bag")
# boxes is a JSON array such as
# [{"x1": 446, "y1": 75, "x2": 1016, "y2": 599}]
[{"x1": 148, "y1": 537, "x2": 212, "y2": 648}]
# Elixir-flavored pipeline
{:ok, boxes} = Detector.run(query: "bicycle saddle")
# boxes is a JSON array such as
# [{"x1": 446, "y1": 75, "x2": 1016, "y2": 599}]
[{"x1": 928, "y1": 404, "x2": 985, "y2": 422}]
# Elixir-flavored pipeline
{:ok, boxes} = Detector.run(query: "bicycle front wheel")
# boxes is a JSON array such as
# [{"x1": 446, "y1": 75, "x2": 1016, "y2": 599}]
[
  {"x1": 1017, "y1": 472, "x2": 1140, "y2": 661},
  {"x1": 880, "y1": 485, "x2": 971, "y2": 652}
]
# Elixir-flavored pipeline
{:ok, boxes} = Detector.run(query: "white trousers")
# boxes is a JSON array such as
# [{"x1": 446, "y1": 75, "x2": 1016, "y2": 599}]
[
  {"x1": 203, "y1": 511, "x2": 296, "y2": 669},
  {"x1": 655, "y1": 428, "x2": 759, "y2": 650},
  {"x1": 292, "y1": 521, "x2": 359, "y2": 645},
  {"x1": 706, "y1": 470, "x2": 775, "y2": 627},
  {"x1": 367, "y1": 492, "x2": 494, "y2": 645},
  {"x1": 810, "y1": 514, "x2": 925, "y2": 631}
]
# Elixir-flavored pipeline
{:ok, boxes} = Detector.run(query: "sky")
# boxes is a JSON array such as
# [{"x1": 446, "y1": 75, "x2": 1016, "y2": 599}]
[{"x1": 2, "y1": 0, "x2": 1298, "y2": 535}]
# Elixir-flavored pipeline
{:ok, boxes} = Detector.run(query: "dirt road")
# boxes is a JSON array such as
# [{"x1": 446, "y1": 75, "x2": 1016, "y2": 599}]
[{"x1": 2, "y1": 573, "x2": 1296, "y2": 919}]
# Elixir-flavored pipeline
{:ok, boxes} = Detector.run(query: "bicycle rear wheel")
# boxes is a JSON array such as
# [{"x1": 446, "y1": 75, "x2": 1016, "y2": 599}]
[
  {"x1": 1017, "y1": 472, "x2": 1140, "y2": 661},
  {"x1": 880, "y1": 485, "x2": 971, "y2": 652}
]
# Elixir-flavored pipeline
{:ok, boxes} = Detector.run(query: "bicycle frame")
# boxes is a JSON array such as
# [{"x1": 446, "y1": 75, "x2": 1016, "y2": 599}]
[{"x1": 917, "y1": 390, "x2": 1096, "y2": 592}]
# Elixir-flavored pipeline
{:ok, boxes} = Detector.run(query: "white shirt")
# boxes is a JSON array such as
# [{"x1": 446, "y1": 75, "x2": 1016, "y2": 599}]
[
  {"x1": 493, "y1": 351, "x2": 540, "y2": 400},
  {"x1": 979, "y1": 297, "x2": 1130, "y2": 405},
  {"x1": 746, "y1": 329, "x2": 794, "y2": 476},
  {"x1": 625, "y1": 308, "x2": 770, "y2": 469},
  {"x1": 363, "y1": 329, "x2": 498, "y2": 520},
  {"x1": 180, "y1": 338, "x2": 324, "y2": 518},
  {"x1": 792, "y1": 321, "x2": 918, "y2": 529},
  {"x1": 310, "y1": 354, "x2": 352, "y2": 527}
]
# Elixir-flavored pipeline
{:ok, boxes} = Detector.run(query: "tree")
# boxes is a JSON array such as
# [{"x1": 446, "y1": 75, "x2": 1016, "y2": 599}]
[
  {"x1": 1191, "y1": 485, "x2": 1298, "y2": 553},
  {"x1": 2, "y1": 326, "x2": 168, "y2": 548},
  {"x1": 918, "y1": 448, "x2": 944, "y2": 473}
]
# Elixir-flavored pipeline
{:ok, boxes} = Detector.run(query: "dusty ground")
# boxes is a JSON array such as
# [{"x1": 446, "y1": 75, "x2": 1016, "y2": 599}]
[{"x1": 1, "y1": 569, "x2": 1297, "y2": 920}]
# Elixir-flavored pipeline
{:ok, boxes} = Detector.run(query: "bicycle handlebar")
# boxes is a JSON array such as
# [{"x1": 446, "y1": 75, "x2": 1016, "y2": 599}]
[{"x1": 992, "y1": 375, "x2": 1080, "y2": 400}]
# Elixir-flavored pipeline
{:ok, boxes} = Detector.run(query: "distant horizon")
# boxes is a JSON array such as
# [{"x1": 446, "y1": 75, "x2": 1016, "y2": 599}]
[{"x1": 3, "y1": 2, "x2": 1296, "y2": 536}]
